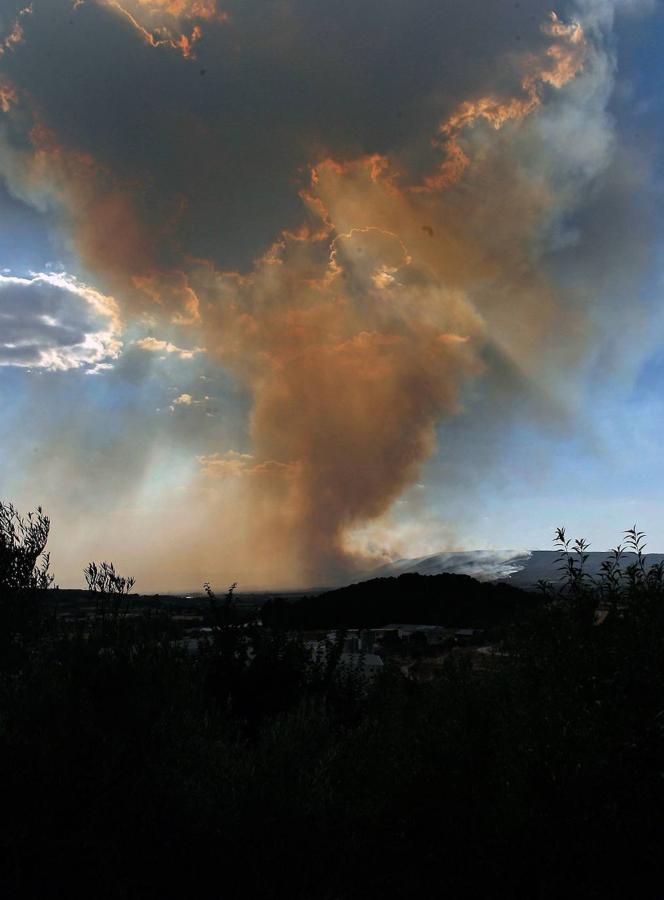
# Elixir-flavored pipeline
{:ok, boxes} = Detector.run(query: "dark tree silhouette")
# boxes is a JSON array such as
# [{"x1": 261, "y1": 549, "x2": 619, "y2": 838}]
[
  {"x1": 1, "y1": 508, "x2": 664, "y2": 899},
  {"x1": 0, "y1": 502, "x2": 53, "y2": 671}
]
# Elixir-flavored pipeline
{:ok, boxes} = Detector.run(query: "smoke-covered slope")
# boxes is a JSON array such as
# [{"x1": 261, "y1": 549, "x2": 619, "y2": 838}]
[
  {"x1": 367, "y1": 550, "x2": 533, "y2": 583},
  {"x1": 365, "y1": 550, "x2": 664, "y2": 589}
]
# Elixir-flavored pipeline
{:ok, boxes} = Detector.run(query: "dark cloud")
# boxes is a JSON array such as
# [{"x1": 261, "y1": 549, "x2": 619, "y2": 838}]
[{"x1": 1, "y1": 0, "x2": 555, "y2": 269}]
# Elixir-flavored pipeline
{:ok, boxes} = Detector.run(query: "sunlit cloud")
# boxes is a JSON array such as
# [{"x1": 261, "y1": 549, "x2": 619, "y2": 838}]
[
  {"x1": 134, "y1": 336, "x2": 204, "y2": 359},
  {"x1": 0, "y1": 272, "x2": 122, "y2": 371}
]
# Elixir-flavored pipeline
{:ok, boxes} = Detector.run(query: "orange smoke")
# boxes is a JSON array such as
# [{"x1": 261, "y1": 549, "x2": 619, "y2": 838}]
[
  {"x1": 135, "y1": 0, "x2": 227, "y2": 21},
  {"x1": 0, "y1": 78, "x2": 18, "y2": 112},
  {"x1": 191, "y1": 220, "x2": 485, "y2": 582},
  {"x1": 86, "y1": 0, "x2": 228, "y2": 58},
  {"x1": 420, "y1": 12, "x2": 586, "y2": 191},
  {"x1": 0, "y1": 5, "x2": 31, "y2": 59},
  {"x1": 187, "y1": 3, "x2": 594, "y2": 578},
  {"x1": 1, "y1": 8, "x2": 595, "y2": 585},
  {"x1": 20, "y1": 122, "x2": 200, "y2": 322}
]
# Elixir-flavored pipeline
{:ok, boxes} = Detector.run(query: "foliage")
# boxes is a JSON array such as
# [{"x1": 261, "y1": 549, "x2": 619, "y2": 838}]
[
  {"x1": 0, "y1": 501, "x2": 53, "y2": 595},
  {"x1": 1, "y1": 505, "x2": 664, "y2": 898},
  {"x1": 0, "y1": 502, "x2": 54, "y2": 671}
]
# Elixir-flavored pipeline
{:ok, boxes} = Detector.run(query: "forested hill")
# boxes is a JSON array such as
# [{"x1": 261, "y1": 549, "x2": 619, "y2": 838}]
[{"x1": 261, "y1": 572, "x2": 539, "y2": 630}]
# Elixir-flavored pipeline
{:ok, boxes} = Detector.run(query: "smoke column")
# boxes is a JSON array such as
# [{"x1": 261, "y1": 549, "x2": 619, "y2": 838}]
[{"x1": 0, "y1": 0, "x2": 655, "y2": 587}]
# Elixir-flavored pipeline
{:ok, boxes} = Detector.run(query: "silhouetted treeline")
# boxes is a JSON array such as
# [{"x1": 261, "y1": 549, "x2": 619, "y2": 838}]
[
  {"x1": 1, "y1": 506, "x2": 664, "y2": 899},
  {"x1": 262, "y1": 571, "x2": 540, "y2": 629}
]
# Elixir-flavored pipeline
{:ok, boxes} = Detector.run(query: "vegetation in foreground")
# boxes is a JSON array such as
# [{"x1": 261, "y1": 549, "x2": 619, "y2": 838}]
[{"x1": 1, "y1": 505, "x2": 664, "y2": 899}]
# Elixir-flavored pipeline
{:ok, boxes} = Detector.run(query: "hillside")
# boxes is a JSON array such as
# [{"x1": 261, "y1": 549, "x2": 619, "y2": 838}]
[{"x1": 261, "y1": 571, "x2": 539, "y2": 629}]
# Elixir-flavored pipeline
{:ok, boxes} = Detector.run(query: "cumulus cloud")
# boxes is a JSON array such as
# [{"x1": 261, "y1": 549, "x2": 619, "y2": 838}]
[
  {"x1": 168, "y1": 391, "x2": 215, "y2": 414},
  {"x1": 134, "y1": 336, "x2": 204, "y2": 358},
  {"x1": 0, "y1": 272, "x2": 121, "y2": 370}
]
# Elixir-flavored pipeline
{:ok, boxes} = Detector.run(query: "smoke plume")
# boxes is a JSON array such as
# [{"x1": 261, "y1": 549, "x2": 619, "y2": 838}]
[{"x1": 0, "y1": 0, "x2": 658, "y2": 587}]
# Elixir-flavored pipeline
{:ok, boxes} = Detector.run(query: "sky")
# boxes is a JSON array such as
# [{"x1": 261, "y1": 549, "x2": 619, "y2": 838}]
[{"x1": 1, "y1": 0, "x2": 664, "y2": 591}]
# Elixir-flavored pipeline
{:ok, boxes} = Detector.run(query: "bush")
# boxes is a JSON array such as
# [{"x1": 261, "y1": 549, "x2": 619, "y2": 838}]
[{"x1": 2, "y1": 506, "x2": 664, "y2": 898}]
